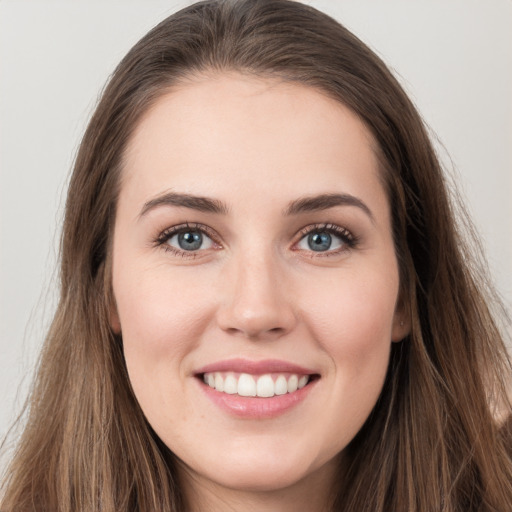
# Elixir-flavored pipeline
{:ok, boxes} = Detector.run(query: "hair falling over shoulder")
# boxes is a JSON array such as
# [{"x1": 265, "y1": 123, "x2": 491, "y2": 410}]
[{"x1": 1, "y1": 1, "x2": 511, "y2": 510}]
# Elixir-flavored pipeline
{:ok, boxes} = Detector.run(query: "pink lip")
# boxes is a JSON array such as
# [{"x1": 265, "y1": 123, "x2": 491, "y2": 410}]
[
  {"x1": 194, "y1": 358, "x2": 319, "y2": 419},
  {"x1": 195, "y1": 358, "x2": 316, "y2": 376},
  {"x1": 198, "y1": 381, "x2": 317, "y2": 419}
]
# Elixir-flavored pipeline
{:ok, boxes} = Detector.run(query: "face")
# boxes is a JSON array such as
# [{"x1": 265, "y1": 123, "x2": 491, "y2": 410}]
[{"x1": 111, "y1": 74, "x2": 408, "y2": 500}]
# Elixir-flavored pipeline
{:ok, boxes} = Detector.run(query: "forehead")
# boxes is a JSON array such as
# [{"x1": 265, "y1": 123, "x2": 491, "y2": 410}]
[{"x1": 121, "y1": 73, "x2": 387, "y2": 216}]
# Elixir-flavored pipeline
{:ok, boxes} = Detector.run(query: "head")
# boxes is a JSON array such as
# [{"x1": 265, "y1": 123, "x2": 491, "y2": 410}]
[{"x1": 40, "y1": 0, "x2": 510, "y2": 509}]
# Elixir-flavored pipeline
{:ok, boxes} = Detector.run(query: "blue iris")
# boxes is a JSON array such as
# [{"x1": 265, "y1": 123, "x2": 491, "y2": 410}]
[
  {"x1": 308, "y1": 232, "x2": 332, "y2": 251},
  {"x1": 178, "y1": 231, "x2": 203, "y2": 251}
]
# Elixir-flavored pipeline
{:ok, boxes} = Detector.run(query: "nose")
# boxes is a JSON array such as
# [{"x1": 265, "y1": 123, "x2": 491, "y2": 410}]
[{"x1": 216, "y1": 251, "x2": 297, "y2": 340}]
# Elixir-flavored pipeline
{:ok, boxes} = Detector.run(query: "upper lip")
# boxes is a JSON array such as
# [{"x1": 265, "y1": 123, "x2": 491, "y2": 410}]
[{"x1": 195, "y1": 358, "x2": 317, "y2": 376}]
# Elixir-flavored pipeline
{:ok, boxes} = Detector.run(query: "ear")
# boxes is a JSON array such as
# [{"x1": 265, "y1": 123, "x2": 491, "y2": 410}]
[
  {"x1": 391, "y1": 298, "x2": 411, "y2": 342},
  {"x1": 101, "y1": 249, "x2": 121, "y2": 335},
  {"x1": 109, "y1": 298, "x2": 122, "y2": 334}
]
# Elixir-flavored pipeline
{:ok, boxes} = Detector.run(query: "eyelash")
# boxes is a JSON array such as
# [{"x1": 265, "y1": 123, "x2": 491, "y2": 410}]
[{"x1": 153, "y1": 222, "x2": 358, "y2": 259}]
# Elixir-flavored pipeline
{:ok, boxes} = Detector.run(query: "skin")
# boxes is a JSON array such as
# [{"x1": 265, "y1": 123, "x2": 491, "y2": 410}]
[{"x1": 110, "y1": 73, "x2": 409, "y2": 512}]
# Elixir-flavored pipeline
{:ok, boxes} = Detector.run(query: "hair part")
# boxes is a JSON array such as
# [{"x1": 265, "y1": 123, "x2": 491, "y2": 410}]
[{"x1": 2, "y1": 1, "x2": 511, "y2": 510}]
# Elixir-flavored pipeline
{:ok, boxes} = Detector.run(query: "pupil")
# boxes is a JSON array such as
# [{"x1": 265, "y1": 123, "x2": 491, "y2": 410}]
[
  {"x1": 178, "y1": 231, "x2": 202, "y2": 251},
  {"x1": 308, "y1": 232, "x2": 331, "y2": 251}
]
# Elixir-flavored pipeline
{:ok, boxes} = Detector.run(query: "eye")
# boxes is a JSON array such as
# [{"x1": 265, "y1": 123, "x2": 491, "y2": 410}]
[
  {"x1": 155, "y1": 223, "x2": 219, "y2": 256},
  {"x1": 168, "y1": 230, "x2": 213, "y2": 251},
  {"x1": 295, "y1": 224, "x2": 356, "y2": 255}
]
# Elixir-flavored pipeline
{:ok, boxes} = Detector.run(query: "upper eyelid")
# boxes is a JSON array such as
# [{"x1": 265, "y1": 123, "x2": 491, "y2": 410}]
[
  {"x1": 156, "y1": 222, "x2": 351, "y2": 237},
  {"x1": 296, "y1": 223, "x2": 354, "y2": 239},
  {"x1": 157, "y1": 222, "x2": 219, "y2": 242}
]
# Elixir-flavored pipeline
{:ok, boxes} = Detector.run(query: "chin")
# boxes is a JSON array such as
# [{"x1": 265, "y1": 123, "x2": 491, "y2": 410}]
[
  {"x1": 201, "y1": 461, "x2": 312, "y2": 493},
  {"x1": 175, "y1": 438, "x2": 339, "y2": 494}
]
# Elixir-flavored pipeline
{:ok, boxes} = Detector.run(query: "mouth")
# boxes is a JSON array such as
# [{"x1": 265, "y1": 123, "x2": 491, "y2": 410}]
[
  {"x1": 194, "y1": 359, "x2": 320, "y2": 418},
  {"x1": 200, "y1": 371, "x2": 319, "y2": 398}
]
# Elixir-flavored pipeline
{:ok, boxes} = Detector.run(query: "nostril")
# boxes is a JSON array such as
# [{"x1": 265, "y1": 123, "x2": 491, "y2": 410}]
[{"x1": 222, "y1": 324, "x2": 288, "y2": 340}]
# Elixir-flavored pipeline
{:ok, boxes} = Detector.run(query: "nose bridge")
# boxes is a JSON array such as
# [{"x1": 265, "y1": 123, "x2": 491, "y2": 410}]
[{"x1": 217, "y1": 243, "x2": 295, "y2": 339}]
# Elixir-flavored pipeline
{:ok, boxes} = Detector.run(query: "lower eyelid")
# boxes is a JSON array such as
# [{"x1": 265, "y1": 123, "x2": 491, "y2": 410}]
[{"x1": 161, "y1": 245, "x2": 201, "y2": 259}]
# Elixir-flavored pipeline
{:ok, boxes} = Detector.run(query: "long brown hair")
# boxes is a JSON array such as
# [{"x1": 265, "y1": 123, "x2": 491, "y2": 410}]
[{"x1": 2, "y1": 1, "x2": 511, "y2": 510}]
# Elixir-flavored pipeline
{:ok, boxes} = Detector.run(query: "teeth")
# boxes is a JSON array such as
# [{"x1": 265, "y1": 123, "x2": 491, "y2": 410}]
[
  {"x1": 287, "y1": 375, "x2": 298, "y2": 393},
  {"x1": 256, "y1": 374, "x2": 274, "y2": 397},
  {"x1": 224, "y1": 374, "x2": 237, "y2": 394},
  {"x1": 214, "y1": 373, "x2": 224, "y2": 392},
  {"x1": 238, "y1": 373, "x2": 256, "y2": 397},
  {"x1": 203, "y1": 372, "x2": 311, "y2": 397},
  {"x1": 275, "y1": 375, "x2": 288, "y2": 395},
  {"x1": 298, "y1": 375, "x2": 308, "y2": 389}
]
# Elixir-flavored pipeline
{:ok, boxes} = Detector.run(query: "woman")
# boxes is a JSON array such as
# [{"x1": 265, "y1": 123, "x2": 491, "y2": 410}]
[{"x1": 1, "y1": 1, "x2": 511, "y2": 510}]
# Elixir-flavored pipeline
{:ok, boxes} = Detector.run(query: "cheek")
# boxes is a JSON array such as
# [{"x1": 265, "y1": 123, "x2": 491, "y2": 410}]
[
  {"x1": 112, "y1": 264, "x2": 215, "y2": 396},
  {"x1": 119, "y1": 278, "x2": 191, "y2": 349},
  {"x1": 304, "y1": 262, "x2": 398, "y2": 347},
  {"x1": 302, "y1": 266, "x2": 398, "y2": 405}
]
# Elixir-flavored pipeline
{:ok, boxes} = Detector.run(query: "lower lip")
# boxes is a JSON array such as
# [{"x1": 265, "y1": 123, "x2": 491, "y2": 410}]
[{"x1": 197, "y1": 377, "x2": 318, "y2": 419}]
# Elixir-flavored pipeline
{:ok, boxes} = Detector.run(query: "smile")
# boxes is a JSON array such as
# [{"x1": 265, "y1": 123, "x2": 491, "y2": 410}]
[
  {"x1": 195, "y1": 359, "x2": 320, "y2": 418},
  {"x1": 203, "y1": 372, "x2": 310, "y2": 398}
]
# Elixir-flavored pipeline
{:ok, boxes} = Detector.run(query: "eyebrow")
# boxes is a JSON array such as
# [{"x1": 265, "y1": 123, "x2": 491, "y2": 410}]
[
  {"x1": 284, "y1": 193, "x2": 374, "y2": 222},
  {"x1": 139, "y1": 191, "x2": 229, "y2": 218},
  {"x1": 139, "y1": 191, "x2": 374, "y2": 222}
]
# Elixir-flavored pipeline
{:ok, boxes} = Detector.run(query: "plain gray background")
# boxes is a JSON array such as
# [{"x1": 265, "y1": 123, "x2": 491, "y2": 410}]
[{"x1": 1, "y1": 0, "x2": 511, "y2": 453}]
